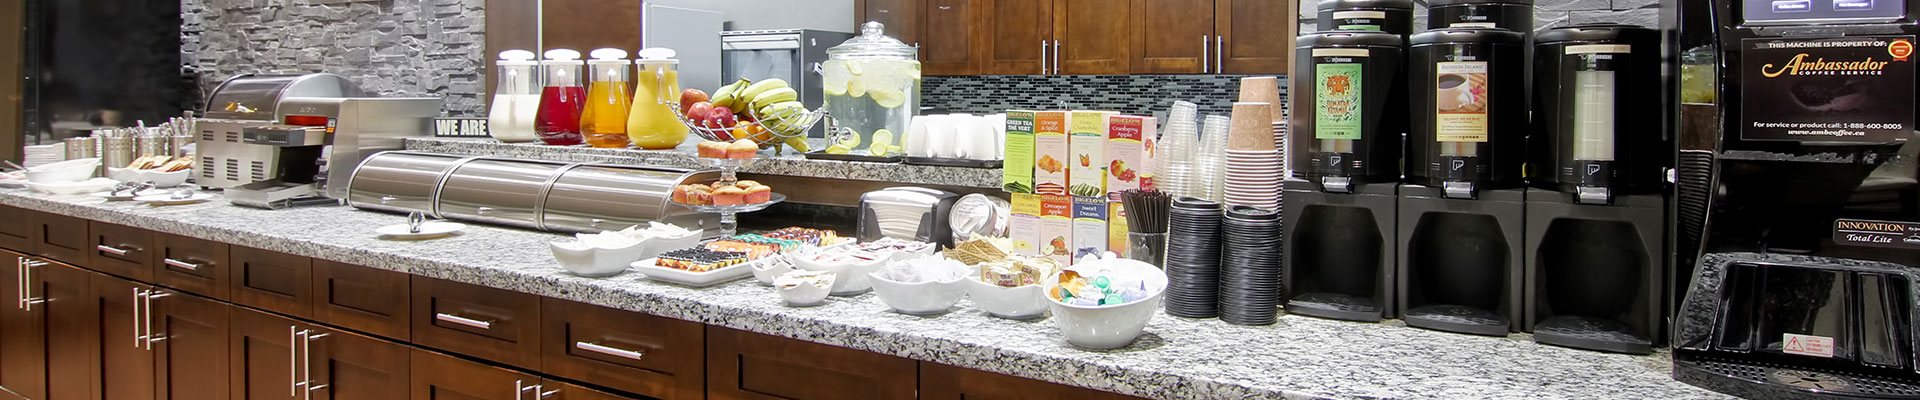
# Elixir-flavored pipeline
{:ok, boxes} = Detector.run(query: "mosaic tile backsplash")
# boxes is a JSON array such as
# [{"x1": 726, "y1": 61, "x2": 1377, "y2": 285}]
[{"x1": 922, "y1": 75, "x2": 1288, "y2": 121}]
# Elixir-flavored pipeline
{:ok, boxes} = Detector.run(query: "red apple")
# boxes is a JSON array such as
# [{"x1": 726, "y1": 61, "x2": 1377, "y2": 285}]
[
  {"x1": 702, "y1": 106, "x2": 737, "y2": 130},
  {"x1": 686, "y1": 101, "x2": 714, "y2": 120},
  {"x1": 679, "y1": 89, "x2": 709, "y2": 114}
]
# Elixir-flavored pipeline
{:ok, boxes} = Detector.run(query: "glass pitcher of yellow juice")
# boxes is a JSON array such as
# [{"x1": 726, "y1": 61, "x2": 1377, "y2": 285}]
[
  {"x1": 627, "y1": 47, "x2": 690, "y2": 150},
  {"x1": 580, "y1": 48, "x2": 633, "y2": 148}
]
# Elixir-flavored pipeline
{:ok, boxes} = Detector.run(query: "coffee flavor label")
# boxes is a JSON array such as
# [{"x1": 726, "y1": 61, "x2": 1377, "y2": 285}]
[
  {"x1": 1315, "y1": 62, "x2": 1364, "y2": 141},
  {"x1": 1739, "y1": 36, "x2": 1915, "y2": 143},
  {"x1": 1434, "y1": 61, "x2": 1489, "y2": 143}
]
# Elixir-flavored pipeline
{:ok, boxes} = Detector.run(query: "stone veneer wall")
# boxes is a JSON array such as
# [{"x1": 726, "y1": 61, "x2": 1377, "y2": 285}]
[{"x1": 179, "y1": 0, "x2": 486, "y2": 116}]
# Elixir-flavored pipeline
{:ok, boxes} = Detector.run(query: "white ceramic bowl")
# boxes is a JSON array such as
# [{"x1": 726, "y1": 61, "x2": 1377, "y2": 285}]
[
  {"x1": 964, "y1": 277, "x2": 1050, "y2": 320},
  {"x1": 751, "y1": 254, "x2": 795, "y2": 285},
  {"x1": 550, "y1": 239, "x2": 649, "y2": 277},
  {"x1": 107, "y1": 167, "x2": 191, "y2": 188},
  {"x1": 26, "y1": 178, "x2": 119, "y2": 195},
  {"x1": 640, "y1": 230, "x2": 704, "y2": 260},
  {"x1": 25, "y1": 158, "x2": 99, "y2": 183},
  {"x1": 868, "y1": 273, "x2": 967, "y2": 315},
  {"x1": 792, "y1": 254, "x2": 888, "y2": 295},
  {"x1": 1043, "y1": 258, "x2": 1169, "y2": 350},
  {"x1": 774, "y1": 271, "x2": 835, "y2": 307}
]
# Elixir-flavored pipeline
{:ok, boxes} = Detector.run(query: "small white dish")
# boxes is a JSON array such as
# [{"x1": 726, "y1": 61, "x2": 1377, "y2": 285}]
[
  {"x1": 774, "y1": 270, "x2": 835, "y2": 307},
  {"x1": 1044, "y1": 257, "x2": 1169, "y2": 350},
  {"x1": 29, "y1": 178, "x2": 120, "y2": 195},
  {"x1": 869, "y1": 273, "x2": 967, "y2": 315},
  {"x1": 134, "y1": 192, "x2": 215, "y2": 206},
  {"x1": 641, "y1": 230, "x2": 704, "y2": 260},
  {"x1": 25, "y1": 158, "x2": 99, "y2": 183},
  {"x1": 550, "y1": 239, "x2": 649, "y2": 277},
  {"x1": 107, "y1": 167, "x2": 191, "y2": 188},
  {"x1": 751, "y1": 255, "x2": 795, "y2": 286},
  {"x1": 792, "y1": 253, "x2": 888, "y2": 296},
  {"x1": 964, "y1": 277, "x2": 1051, "y2": 320},
  {"x1": 375, "y1": 221, "x2": 465, "y2": 240}
]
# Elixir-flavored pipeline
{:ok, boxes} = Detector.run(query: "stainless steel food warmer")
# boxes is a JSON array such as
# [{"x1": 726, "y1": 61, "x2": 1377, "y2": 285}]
[
  {"x1": 196, "y1": 73, "x2": 367, "y2": 188},
  {"x1": 345, "y1": 151, "x2": 719, "y2": 234}
]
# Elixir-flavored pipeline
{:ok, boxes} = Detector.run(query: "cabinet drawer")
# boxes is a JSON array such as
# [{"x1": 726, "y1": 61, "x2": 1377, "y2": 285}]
[
  {"x1": 541, "y1": 298, "x2": 703, "y2": 399},
  {"x1": 313, "y1": 260, "x2": 410, "y2": 340},
  {"x1": 0, "y1": 204, "x2": 39, "y2": 252},
  {"x1": 707, "y1": 326, "x2": 917, "y2": 400},
  {"x1": 31, "y1": 212, "x2": 88, "y2": 265},
  {"x1": 920, "y1": 361, "x2": 1146, "y2": 400},
  {"x1": 411, "y1": 277, "x2": 540, "y2": 369},
  {"x1": 229, "y1": 246, "x2": 313, "y2": 318},
  {"x1": 152, "y1": 233, "x2": 228, "y2": 299},
  {"x1": 410, "y1": 345, "x2": 538, "y2": 400},
  {"x1": 88, "y1": 222, "x2": 154, "y2": 280}
]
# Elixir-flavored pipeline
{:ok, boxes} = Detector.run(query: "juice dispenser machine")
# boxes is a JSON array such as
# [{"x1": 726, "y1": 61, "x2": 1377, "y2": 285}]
[{"x1": 1672, "y1": 0, "x2": 1920, "y2": 397}]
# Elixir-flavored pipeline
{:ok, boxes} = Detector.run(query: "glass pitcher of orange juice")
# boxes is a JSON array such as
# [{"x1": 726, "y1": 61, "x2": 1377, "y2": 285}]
[
  {"x1": 580, "y1": 48, "x2": 633, "y2": 148},
  {"x1": 626, "y1": 47, "x2": 689, "y2": 150}
]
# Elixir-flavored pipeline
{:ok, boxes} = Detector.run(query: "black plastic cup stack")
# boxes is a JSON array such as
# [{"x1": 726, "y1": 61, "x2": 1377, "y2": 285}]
[
  {"x1": 1220, "y1": 205, "x2": 1283, "y2": 325},
  {"x1": 1164, "y1": 197, "x2": 1224, "y2": 318}
]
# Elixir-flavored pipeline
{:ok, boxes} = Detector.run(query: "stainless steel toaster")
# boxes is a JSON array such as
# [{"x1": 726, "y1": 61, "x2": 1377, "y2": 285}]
[{"x1": 858, "y1": 187, "x2": 961, "y2": 247}]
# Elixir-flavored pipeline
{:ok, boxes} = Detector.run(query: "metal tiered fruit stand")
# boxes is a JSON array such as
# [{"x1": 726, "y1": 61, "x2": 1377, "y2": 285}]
[{"x1": 653, "y1": 71, "x2": 826, "y2": 237}]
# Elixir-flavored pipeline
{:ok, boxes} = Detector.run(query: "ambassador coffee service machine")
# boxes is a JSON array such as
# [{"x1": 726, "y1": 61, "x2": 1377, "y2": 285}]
[{"x1": 1671, "y1": 0, "x2": 1920, "y2": 398}]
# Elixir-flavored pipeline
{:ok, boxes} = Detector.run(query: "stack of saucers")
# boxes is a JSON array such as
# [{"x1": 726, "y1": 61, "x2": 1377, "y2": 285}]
[
  {"x1": 1164, "y1": 197, "x2": 1223, "y2": 318},
  {"x1": 1220, "y1": 205, "x2": 1282, "y2": 325}
]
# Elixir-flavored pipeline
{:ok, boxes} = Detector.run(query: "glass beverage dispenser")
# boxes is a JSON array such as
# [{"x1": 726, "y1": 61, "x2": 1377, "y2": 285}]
[
  {"x1": 1530, "y1": 25, "x2": 1663, "y2": 204},
  {"x1": 1408, "y1": 28, "x2": 1526, "y2": 199},
  {"x1": 581, "y1": 48, "x2": 633, "y2": 149},
  {"x1": 488, "y1": 49, "x2": 540, "y2": 143},
  {"x1": 535, "y1": 49, "x2": 586, "y2": 146},
  {"x1": 822, "y1": 22, "x2": 920, "y2": 156},
  {"x1": 627, "y1": 47, "x2": 689, "y2": 150}
]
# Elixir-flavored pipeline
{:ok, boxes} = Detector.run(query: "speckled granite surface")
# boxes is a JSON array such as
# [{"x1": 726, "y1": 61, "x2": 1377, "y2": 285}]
[
  {"x1": 0, "y1": 189, "x2": 1729, "y2": 400},
  {"x1": 405, "y1": 138, "x2": 1002, "y2": 189}
]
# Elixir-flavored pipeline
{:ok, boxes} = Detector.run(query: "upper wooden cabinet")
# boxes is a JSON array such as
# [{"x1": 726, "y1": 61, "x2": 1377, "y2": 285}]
[
  {"x1": 1053, "y1": 0, "x2": 1134, "y2": 75},
  {"x1": 1215, "y1": 0, "x2": 1294, "y2": 74},
  {"x1": 921, "y1": 0, "x2": 981, "y2": 75},
  {"x1": 1133, "y1": 0, "x2": 1215, "y2": 74},
  {"x1": 857, "y1": 0, "x2": 924, "y2": 47},
  {"x1": 863, "y1": 0, "x2": 1291, "y2": 76},
  {"x1": 979, "y1": 0, "x2": 1053, "y2": 75}
]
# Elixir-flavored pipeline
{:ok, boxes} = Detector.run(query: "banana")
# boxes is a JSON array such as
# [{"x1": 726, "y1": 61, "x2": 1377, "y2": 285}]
[
  {"x1": 709, "y1": 78, "x2": 750, "y2": 110},
  {"x1": 749, "y1": 88, "x2": 799, "y2": 111},
  {"x1": 738, "y1": 79, "x2": 790, "y2": 102},
  {"x1": 784, "y1": 136, "x2": 812, "y2": 153}
]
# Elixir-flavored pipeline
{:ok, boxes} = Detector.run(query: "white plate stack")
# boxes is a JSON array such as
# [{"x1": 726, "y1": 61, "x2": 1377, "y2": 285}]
[
  {"x1": 23, "y1": 143, "x2": 65, "y2": 168},
  {"x1": 1221, "y1": 102, "x2": 1281, "y2": 211}
]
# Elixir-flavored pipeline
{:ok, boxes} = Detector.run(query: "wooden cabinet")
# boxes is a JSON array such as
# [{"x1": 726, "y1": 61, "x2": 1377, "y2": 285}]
[
  {"x1": 1214, "y1": 0, "x2": 1292, "y2": 74},
  {"x1": 229, "y1": 308, "x2": 298, "y2": 400},
  {"x1": 921, "y1": 0, "x2": 981, "y2": 75},
  {"x1": 980, "y1": 0, "x2": 1053, "y2": 75},
  {"x1": 231, "y1": 307, "x2": 409, "y2": 400},
  {"x1": 91, "y1": 273, "x2": 154, "y2": 400},
  {"x1": 541, "y1": 0, "x2": 643, "y2": 54},
  {"x1": 707, "y1": 326, "x2": 917, "y2": 400},
  {"x1": 0, "y1": 255, "x2": 93, "y2": 400},
  {"x1": 88, "y1": 222, "x2": 154, "y2": 281},
  {"x1": 410, "y1": 349, "x2": 538, "y2": 400},
  {"x1": 873, "y1": 0, "x2": 1292, "y2": 76},
  {"x1": 230, "y1": 246, "x2": 312, "y2": 318},
  {"x1": 412, "y1": 277, "x2": 542, "y2": 370},
  {"x1": 0, "y1": 205, "x2": 39, "y2": 252},
  {"x1": 312, "y1": 260, "x2": 410, "y2": 341},
  {"x1": 857, "y1": 0, "x2": 923, "y2": 47},
  {"x1": 31, "y1": 212, "x2": 87, "y2": 266},
  {"x1": 540, "y1": 298, "x2": 703, "y2": 399},
  {"x1": 151, "y1": 288, "x2": 232, "y2": 400},
  {"x1": 1132, "y1": 0, "x2": 1214, "y2": 73},
  {"x1": 151, "y1": 233, "x2": 228, "y2": 300},
  {"x1": 1053, "y1": 0, "x2": 1134, "y2": 75},
  {"x1": 921, "y1": 362, "x2": 1147, "y2": 399}
]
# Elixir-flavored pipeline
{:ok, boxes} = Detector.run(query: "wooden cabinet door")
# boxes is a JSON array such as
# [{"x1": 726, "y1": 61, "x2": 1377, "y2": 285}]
[
  {"x1": 303, "y1": 324, "x2": 410, "y2": 400},
  {"x1": 922, "y1": 0, "x2": 981, "y2": 75},
  {"x1": 312, "y1": 260, "x2": 409, "y2": 341},
  {"x1": 1, "y1": 257, "x2": 93, "y2": 400},
  {"x1": 920, "y1": 362, "x2": 1147, "y2": 399},
  {"x1": 229, "y1": 308, "x2": 298, "y2": 400},
  {"x1": 410, "y1": 277, "x2": 541, "y2": 369},
  {"x1": 1132, "y1": 0, "x2": 1214, "y2": 73},
  {"x1": 88, "y1": 222, "x2": 154, "y2": 281},
  {"x1": 90, "y1": 274, "x2": 154, "y2": 400},
  {"x1": 540, "y1": 0, "x2": 643, "y2": 55},
  {"x1": 707, "y1": 326, "x2": 917, "y2": 400},
  {"x1": 152, "y1": 233, "x2": 229, "y2": 300},
  {"x1": 0, "y1": 205, "x2": 39, "y2": 252},
  {"x1": 230, "y1": 246, "x2": 312, "y2": 318},
  {"x1": 1053, "y1": 0, "x2": 1134, "y2": 75},
  {"x1": 1215, "y1": 0, "x2": 1292, "y2": 74},
  {"x1": 31, "y1": 213, "x2": 87, "y2": 266},
  {"x1": 410, "y1": 348, "x2": 537, "y2": 400},
  {"x1": 540, "y1": 298, "x2": 703, "y2": 399},
  {"x1": 541, "y1": 381, "x2": 635, "y2": 400},
  {"x1": 980, "y1": 0, "x2": 1052, "y2": 74},
  {"x1": 151, "y1": 289, "x2": 231, "y2": 400},
  {"x1": 857, "y1": 0, "x2": 922, "y2": 48}
]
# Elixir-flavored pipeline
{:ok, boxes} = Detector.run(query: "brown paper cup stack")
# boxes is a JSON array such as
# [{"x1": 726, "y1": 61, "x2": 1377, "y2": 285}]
[{"x1": 1228, "y1": 102, "x2": 1276, "y2": 151}]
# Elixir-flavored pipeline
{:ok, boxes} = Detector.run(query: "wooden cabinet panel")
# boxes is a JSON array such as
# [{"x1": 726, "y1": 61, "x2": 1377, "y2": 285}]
[
  {"x1": 1215, "y1": 0, "x2": 1292, "y2": 74},
  {"x1": 152, "y1": 233, "x2": 228, "y2": 300},
  {"x1": 543, "y1": 381, "x2": 636, "y2": 400},
  {"x1": 230, "y1": 246, "x2": 312, "y2": 318},
  {"x1": 1053, "y1": 0, "x2": 1134, "y2": 75},
  {"x1": 88, "y1": 222, "x2": 154, "y2": 281},
  {"x1": 31, "y1": 213, "x2": 87, "y2": 265},
  {"x1": 0, "y1": 205, "x2": 39, "y2": 252},
  {"x1": 229, "y1": 308, "x2": 298, "y2": 400},
  {"x1": 152, "y1": 290, "x2": 231, "y2": 400},
  {"x1": 305, "y1": 323, "x2": 411, "y2": 400},
  {"x1": 0, "y1": 257, "x2": 93, "y2": 400},
  {"x1": 411, "y1": 277, "x2": 541, "y2": 370},
  {"x1": 541, "y1": 0, "x2": 643, "y2": 54},
  {"x1": 980, "y1": 0, "x2": 1052, "y2": 74},
  {"x1": 540, "y1": 298, "x2": 702, "y2": 399},
  {"x1": 410, "y1": 348, "x2": 537, "y2": 400},
  {"x1": 921, "y1": 362, "x2": 1146, "y2": 399},
  {"x1": 91, "y1": 274, "x2": 154, "y2": 400},
  {"x1": 313, "y1": 260, "x2": 409, "y2": 341},
  {"x1": 707, "y1": 326, "x2": 916, "y2": 400},
  {"x1": 857, "y1": 0, "x2": 922, "y2": 47},
  {"x1": 922, "y1": 0, "x2": 981, "y2": 75},
  {"x1": 1132, "y1": 0, "x2": 1214, "y2": 73}
]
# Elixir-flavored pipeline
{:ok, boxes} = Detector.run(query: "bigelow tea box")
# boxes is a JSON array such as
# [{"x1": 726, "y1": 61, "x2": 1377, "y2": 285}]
[
  {"x1": 1071, "y1": 196, "x2": 1109, "y2": 264},
  {"x1": 1038, "y1": 195, "x2": 1074, "y2": 265},
  {"x1": 1009, "y1": 193, "x2": 1041, "y2": 256},
  {"x1": 1002, "y1": 110, "x2": 1037, "y2": 194},
  {"x1": 1033, "y1": 111, "x2": 1071, "y2": 196},
  {"x1": 1106, "y1": 115, "x2": 1157, "y2": 199},
  {"x1": 1108, "y1": 201, "x2": 1129, "y2": 256},
  {"x1": 1068, "y1": 111, "x2": 1115, "y2": 197}
]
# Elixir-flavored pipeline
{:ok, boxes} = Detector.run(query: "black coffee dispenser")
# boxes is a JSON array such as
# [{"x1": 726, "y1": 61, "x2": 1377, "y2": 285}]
[
  {"x1": 1427, "y1": 0, "x2": 1535, "y2": 31},
  {"x1": 1522, "y1": 24, "x2": 1668, "y2": 355},
  {"x1": 1673, "y1": 0, "x2": 1920, "y2": 397},
  {"x1": 1397, "y1": 28, "x2": 1528, "y2": 336},
  {"x1": 1316, "y1": 0, "x2": 1415, "y2": 36},
  {"x1": 1283, "y1": 31, "x2": 1406, "y2": 322}
]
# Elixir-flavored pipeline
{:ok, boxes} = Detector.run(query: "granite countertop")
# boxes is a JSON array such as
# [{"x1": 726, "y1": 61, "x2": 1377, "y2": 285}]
[
  {"x1": 406, "y1": 138, "x2": 1003, "y2": 189},
  {"x1": 0, "y1": 189, "x2": 1730, "y2": 400}
]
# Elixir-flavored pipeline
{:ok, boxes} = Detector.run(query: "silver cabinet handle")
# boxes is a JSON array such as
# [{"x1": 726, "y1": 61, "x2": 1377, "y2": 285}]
[
  {"x1": 302, "y1": 330, "x2": 329, "y2": 400},
  {"x1": 133, "y1": 289, "x2": 147, "y2": 349},
  {"x1": 1039, "y1": 40, "x2": 1048, "y2": 75},
  {"x1": 95, "y1": 244, "x2": 133, "y2": 256},
  {"x1": 20, "y1": 259, "x2": 41, "y2": 311},
  {"x1": 289, "y1": 326, "x2": 301, "y2": 397},
  {"x1": 575, "y1": 341, "x2": 647, "y2": 361},
  {"x1": 163, "y1": 258, "x2": 202, "y2": 271},
  {"x1": 539, "y1": 386, "x2": 558, "y2": 399},
  {"x1": 1216, "y1": 36, "x2": 1225, "y2": 73},
  {"x1": 16, "y1": 258, "x2": 26, "y2": 310},
  {"x1": 1053, "y1": 40, "x2": 1062, "y2": 75},
  {"x1": 515, "y1": 380, "x2": 533, "y2": 400},
  {"x1": 435, "y1": 312, "x2": 493, "y2": 330},
  {"x1": 143, "y1": 291, "x2": 170, "y2": 350},
  {"x1": 1201, "y1": 35, "x2": 1210, "y2": 74}
]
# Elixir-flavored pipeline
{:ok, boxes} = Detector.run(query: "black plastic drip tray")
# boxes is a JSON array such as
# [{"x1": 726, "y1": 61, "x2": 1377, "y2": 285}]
[
  {"x1": 1533, "y1": 315, "x2": 1653, "y2": 355},
  {"x1": 1286, "y1": 292, "x2": 1384, "y2": 322},
  {"x1": 1403, "y1": 304, "x2": 1509, "y2": 336},
  {"x1": 1676, "y1": 356, "x2": 1920, "y2": 399}
]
